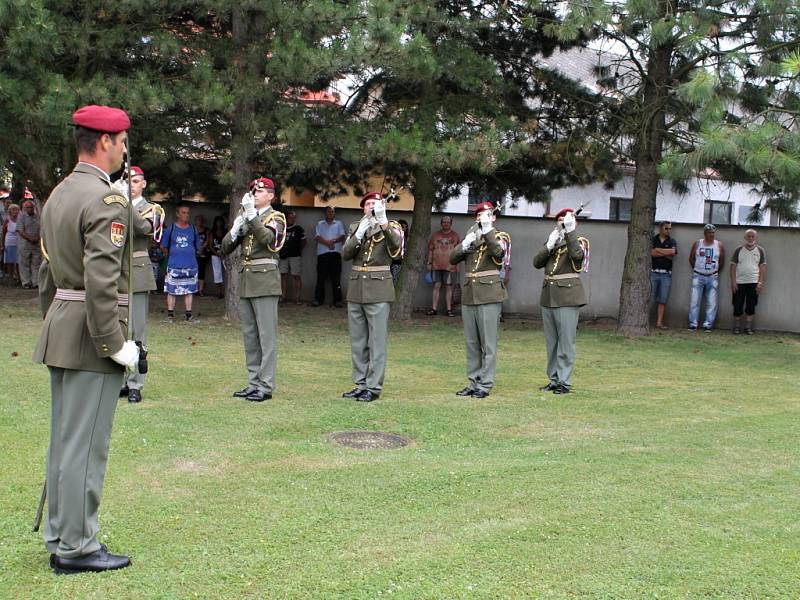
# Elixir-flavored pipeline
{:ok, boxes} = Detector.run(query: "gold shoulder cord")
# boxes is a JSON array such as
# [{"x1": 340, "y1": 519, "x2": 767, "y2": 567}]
[{"x1": 492, "y1": 231, "x2": 511, "y2": 266}]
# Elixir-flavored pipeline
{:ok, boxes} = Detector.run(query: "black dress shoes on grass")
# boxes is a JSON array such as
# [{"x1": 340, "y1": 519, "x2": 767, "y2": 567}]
[
  {"x1": 342, "y1": 387, "x2": 363, "y2": 398},
  {"x1": 356, "y1": 390, "x2": 379, "y2": 402},
  {"x1": 455, "y1": 387, "x2": 475, "y2": 397},
  {"x1": 538, "y1": 382, "x2": 559, "y2": 392},
  {"x1": 128, "y1": 389, "x2": 142, "y2": 403},
  {"x1": 53, "y1": 547, "x2": 131, "y2": 575},
  {"x1": 246, "y1": 390, "x2": 271, "y2": 402},
  {"x1": 233, "y1": 387, "x2": 255, "y2": 398}
]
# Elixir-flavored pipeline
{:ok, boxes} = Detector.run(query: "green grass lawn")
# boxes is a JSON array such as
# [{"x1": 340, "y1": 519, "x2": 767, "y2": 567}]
[{"x1": 1, "y1": 288, "x2": 799, "y2": 598}]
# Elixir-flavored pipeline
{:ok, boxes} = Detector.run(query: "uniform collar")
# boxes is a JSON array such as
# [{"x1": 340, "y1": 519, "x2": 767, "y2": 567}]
[
  {"x1": 75, "y1": 162, "x2": 112, "y2": 184},
  {"x1": 133, "y1": 196, "x2": 146, "y2": 207},
  {"x1": 257, "y1": 205, "x2": 272, "y2": 216}
]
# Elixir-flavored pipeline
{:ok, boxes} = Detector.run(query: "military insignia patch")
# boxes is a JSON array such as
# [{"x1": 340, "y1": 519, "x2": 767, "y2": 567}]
[
  {"x1": 103, "y1": 194, "x2": 128, "y2": 208},
  {"x1": 110, "y1": 221, "x2": 126, "y2": 247}
]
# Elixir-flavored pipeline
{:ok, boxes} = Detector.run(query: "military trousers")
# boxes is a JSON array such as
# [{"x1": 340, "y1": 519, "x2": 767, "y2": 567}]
[
  {"x1": 541, "y1": 305, "x2": 580, "y2": 388},
  {"x1": 240, "y1": 295, "x2": 278, "y2": 394},
  {"x1": 45, "y1": 367, "x2": 122, "y2": 558},
  {"x1": 461, "y1": 302, "x2": 502, "y2": 393},
  {"x1": 125, "y1": 292, "x2": 149, "y2": 390},
  {"x1": 347, "y1": 301, "x2": 389, "y2": 394},
  {"x1": 18, "y1": 238, "x2": 42, "y2": 287}
]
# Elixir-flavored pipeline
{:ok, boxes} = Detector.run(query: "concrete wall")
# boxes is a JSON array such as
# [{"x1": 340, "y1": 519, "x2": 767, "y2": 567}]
[{"x1": 167, "y1": 202, "x2": 800, "y2": 333}]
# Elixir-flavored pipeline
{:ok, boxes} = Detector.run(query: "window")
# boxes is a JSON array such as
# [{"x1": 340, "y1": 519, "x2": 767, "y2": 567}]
[
  {"x1": 704, "y1": 200, "x2": 732, "y2": 225},
  {"x1": 609, "y1": 197, "x2": 632, "y2": 221}
]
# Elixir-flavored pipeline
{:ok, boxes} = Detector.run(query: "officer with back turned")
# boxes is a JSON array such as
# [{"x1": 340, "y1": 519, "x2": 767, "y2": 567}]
[{"x1": 34, "y1": 105, "x2": 138, "y2": 574}]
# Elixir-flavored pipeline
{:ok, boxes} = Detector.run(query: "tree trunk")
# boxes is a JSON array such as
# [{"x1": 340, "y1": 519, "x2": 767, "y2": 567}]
[
  {"x1": 617, "y1": 9, "x2": 673, "y2": 337},
  {"x1": 224, "y1": 5, "x2": 259, "y2": 322},
  {"x1": 390, "y1": 166, "x2": 434, "y2": 320}
]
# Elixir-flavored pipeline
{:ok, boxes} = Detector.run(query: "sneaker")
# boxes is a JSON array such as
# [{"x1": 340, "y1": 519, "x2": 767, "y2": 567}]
[
  {"x1": 185, "y1": 316, "x2": 200, "y2": 324},
  {"x1": 744, "y1": 328, "x2": 754, "y2": 335},
  {"x1": 446, "y1": 309, "x2": 455, "y2": 317},
  {"x1": 164, "y1": 316, "x2": 175, "y2": 324},
  {"x1": 732, "y1": 327, "x2": 741, "y2": 335},
  {"x1": 703, "y1": 327, "x2": 712, "y2": 333},
  {"x1": 426, "y1": 309, "x2": 437, "y2": 316},
  {"x1": 688, "y1": 326, "x2": 697, "y2": 331}
]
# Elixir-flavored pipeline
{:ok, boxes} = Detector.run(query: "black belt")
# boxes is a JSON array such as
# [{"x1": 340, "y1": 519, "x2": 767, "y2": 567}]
[
  {"x1": 651, "y1": 269, "x2": 671, "y2": 274},
  {"x1": 694, "y1": 270, "x2": 718, "y2": 276}
]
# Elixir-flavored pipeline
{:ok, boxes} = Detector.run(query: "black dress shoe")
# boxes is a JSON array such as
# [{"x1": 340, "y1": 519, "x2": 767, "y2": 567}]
[
  {"x1": 245, "y1": 390, "x2": 271, "y2": 402},
  {"x1": 455, "y1": 387, "x2": 475, "y2": 397},
  {"x1": 356, "y1": 390, "x2": 379, "y2": 402},
  {"x1": 128, "y1": 389, "x2": 142, "y2": 403},
  {"x1": 538, "y1": 382, "x2": 558, "y2": 392},
  {"x1": 119, "y1": 386, "x2": 129, "y2": 398},
  {"x1": 342, "y1": 387, "x2": 363, "y2": 398},
  {"x1": 553, "y1": 384, "x2": 571, "y2": 394},
  {"x1": 233, "y1": 387, "x2": 255, "y2": 398},
  {"x1": 53, "y1": 547, "x2": 131, "y2": 575},
  {"x1": 472, "y1": 389, "x2": 489, "y2": 399}
]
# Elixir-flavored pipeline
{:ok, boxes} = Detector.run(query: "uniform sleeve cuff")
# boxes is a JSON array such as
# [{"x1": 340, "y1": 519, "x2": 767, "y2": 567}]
[{"x1": 92, "y1": 330, "x2": 126, "y2": 358}]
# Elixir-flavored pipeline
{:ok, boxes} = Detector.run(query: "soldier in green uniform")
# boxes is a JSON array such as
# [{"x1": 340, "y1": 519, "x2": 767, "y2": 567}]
[
  {"x1": 533, "y1": 208, "x2": 589, "y2": 394},
  {"x1": 341, "y1": 192, "x2": 403, "y2": 402},
  {"x1": 34, "y1": 105, "x2": 138, "y2": 574},
  {"x1": 116, "y1": 166, "x2": 162, "y2": 403},
  {"x1": 449, "y1": 201, "x2": 509, "y2": 398},
  {"x1": 222, "y1": 177, "x2": 286, "y2": 402}
]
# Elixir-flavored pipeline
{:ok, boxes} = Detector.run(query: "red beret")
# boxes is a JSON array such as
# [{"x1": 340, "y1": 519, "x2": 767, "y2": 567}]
[
  {"x1": 23, "y1": 188, "x2": 34, "y2": 199},
  {"x1": 474, "y1": 201, "x2": 495, "y2": 215},
  {"x1": 250, "y1": 177, "x2": 275, "y2": 191},
  {"x1": 554, "y1": 208, "x2": 574, "y2": 220},
  {"x1": 360, "y1": 192, "x2": 383, "y2": 207},
  {"x1": 129, "y1": 166, "x2": 145, "y2": 178},
  {"x1": 71, "y1": 105, "x2": 130, "y2": 133}
]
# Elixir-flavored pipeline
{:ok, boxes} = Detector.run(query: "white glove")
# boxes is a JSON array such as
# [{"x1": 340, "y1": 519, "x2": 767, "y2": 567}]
[
  {"x1": 461, "y1": 230, "x2": 478, "y2": 251},
  {"x1": 241, "y1": 193, "x2": 257, "y2": 220},
  {"x1": 354, "y1": 218, "x2": 371, "y2": 241},
  {"x1": 373, "y1": 200, "x2": 388, "y2": 225},
  {"x1": 546, "y1": 228, "x2": 563, "y2": 251},
  {"x1": 111, "y1": 340, "x2": 139, "y2": 369},
  {"x1": 229, "y1": 215, "x2": 246, "y2": 240},
  {"x1": 479, "y1": 212, "x2": 494, "y2": 235},
  {"x1": 563, "y1": 211, "x2": 576, "y2": 233},
  {"x1": 111, "y1": 179, "x2": 129, "y2": 201}
]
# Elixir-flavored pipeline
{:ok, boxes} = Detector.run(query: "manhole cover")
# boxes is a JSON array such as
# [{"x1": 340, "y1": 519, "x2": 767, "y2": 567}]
[{"x1": 329, "y1": 430, "x2": 410, "y2": 450}]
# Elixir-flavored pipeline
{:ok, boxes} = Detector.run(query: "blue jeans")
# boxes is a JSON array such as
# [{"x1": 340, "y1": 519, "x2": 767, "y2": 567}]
[
  {"x1": 650, "y1": 271, "x2": 672, "y2": 305},
  {"x1": 689, "y1": 274, "x2": 719, "y2": 329}
]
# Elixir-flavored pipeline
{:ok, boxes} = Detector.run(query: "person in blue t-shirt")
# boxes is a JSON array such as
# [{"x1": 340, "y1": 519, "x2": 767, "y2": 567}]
[{"x1": 161, "y1": 203, "x2": 203, "y2": 322}]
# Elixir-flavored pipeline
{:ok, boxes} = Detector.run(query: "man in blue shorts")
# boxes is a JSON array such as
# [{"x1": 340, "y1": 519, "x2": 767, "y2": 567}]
[{"x1": 650, "y1": 221, "x2": 677, "y2": 329}]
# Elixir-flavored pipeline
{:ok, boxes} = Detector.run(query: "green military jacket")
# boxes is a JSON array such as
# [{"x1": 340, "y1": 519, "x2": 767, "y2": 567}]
[
  {"x1": 449, "y1": 224, "x2": 507, "y2": 305},
  {"x1": 131, "y1": 197, "x2": 157, "y2": 293},
  {"x1": 221, "y1": 207, "x2": 281, "y2": 298},
  {"x1": 533, "y1": 230, "x2": 587, "y2": 308},
  {"x1": 342, "y1": 220, "x2": 402, "y2": 304},
  {"x1": 33, "y1": 163, "x2": 130, "y2": 374}
]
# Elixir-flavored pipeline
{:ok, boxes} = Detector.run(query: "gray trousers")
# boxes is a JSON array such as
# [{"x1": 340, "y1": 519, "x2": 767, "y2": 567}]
[
  {"x1": 125, "y1": 292, "x2": 149, "y2": 390},
  {"x1": 45, "y1": 367, "x2": 122, "y2": 558},
  {"x1": 461, "y1": 303, "x2": 502, "y2": 392},
  {"x1": 240, "y1": 295, "x2": 278, "y2": 393},
  {"x1": 18, "y1": 238, "x2": 42, "y2": 286},
  {"x1": 541, "y1": 305, "x2": 580, "y2": 387},
  {"x1": 348, "y1": 301, "x2": 390, "y2": 394}
]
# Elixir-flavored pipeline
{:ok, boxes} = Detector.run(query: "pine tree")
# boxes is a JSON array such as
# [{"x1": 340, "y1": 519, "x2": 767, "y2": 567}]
[
  {"x1": 555, "y1": 0, "x2": 798, "y2": 336},
  {"x1": 288, "y1": 0, "x2": 616, "y2": 320}
]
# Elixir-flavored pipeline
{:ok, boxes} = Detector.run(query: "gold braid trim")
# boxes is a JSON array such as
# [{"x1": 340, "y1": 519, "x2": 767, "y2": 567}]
[{"x1": 491, "y1": 231, "x2": 511, "y2": 266}]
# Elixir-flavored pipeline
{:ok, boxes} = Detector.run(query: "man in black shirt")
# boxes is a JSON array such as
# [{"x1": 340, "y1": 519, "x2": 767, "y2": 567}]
[
  {"x1": 650, "y1": 221, "x2": 678, "y2": 329},
  {"x1": 279, "y1": 210, "x2": 306, "y2": 303}
]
